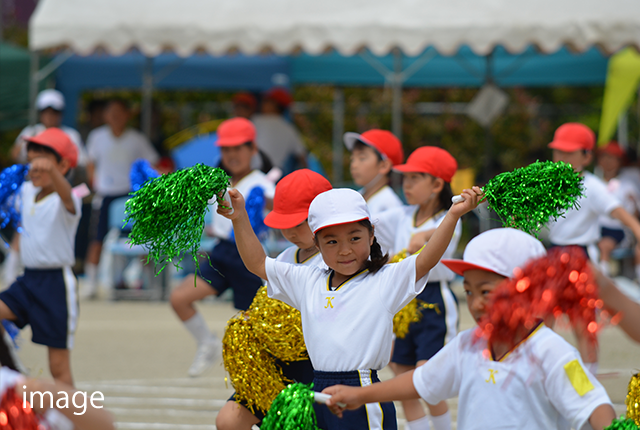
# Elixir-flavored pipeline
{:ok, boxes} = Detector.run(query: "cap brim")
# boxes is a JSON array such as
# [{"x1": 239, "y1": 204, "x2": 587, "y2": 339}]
[
  {"x1": 548, "y1": 140, "x2": 588, "y2": 152},
  {"x1": 216, "y1": 137, "x2": 249, "y2": 147},
  {"x1": 343, "y1": 132, "x2": 385, "y2": 158},
  {"x1": 313, "y1": 216, "x2": 369, "y2": 234},
  {"x1": 264, "y1": 211, "x2": 308, "y2": 229},
  {"x1": 441, "y1": 259, "x2": 498, "y2": 276},
  {"x1": 393, "y1": 163, "x2": 428, "y2": 173}
]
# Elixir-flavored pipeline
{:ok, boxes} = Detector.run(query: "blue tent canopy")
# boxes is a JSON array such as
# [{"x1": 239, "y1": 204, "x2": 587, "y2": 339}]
[{"x1": 55, "y1": 46, "x2": 609, "y2": 128}]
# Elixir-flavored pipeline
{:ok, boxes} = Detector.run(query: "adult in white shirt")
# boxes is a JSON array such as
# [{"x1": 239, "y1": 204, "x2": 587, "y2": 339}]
[
  {"x1": 83, "y1": 99, "x2": 159, "y2": 298},
  {"x1": 252, "y1": 87, "x2": 307, "y2": 172}
]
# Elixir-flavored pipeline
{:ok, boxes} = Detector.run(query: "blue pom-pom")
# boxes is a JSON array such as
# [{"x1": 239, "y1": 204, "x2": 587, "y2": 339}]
[
  {"x1": 230, "y1": 186, "x2": 269, "y2": 240},
  {"x1": 1, "y1": 319, "x2": 20, "y2": 349},
  {"x1": 130, "y1": 159, "x2": 160, "y2": 192},
  {"x1": 0, "y1": 164, "x2": 29, "y2": 231}
]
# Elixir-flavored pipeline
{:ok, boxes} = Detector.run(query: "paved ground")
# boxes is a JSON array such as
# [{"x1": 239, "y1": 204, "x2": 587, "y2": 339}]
[{"x1": 11, "y1": 280, "x2": 640, "y2": 429}]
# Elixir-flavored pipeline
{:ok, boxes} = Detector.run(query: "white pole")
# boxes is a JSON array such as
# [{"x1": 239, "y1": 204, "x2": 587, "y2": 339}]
[
  {"x1": 332, "y1": 88, "x2": 345, "y2": 185},
  {"x1": 392, "y1": 48, "x2": 403, "y2": 140},
  {"x1": 29, "y1": 51, "x2": 40, "y2": 125}
]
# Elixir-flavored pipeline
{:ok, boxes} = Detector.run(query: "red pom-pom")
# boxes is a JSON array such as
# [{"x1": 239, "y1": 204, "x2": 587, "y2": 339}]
[
  {"x1": 0, "y1": 387, "x2": 42, "y2": 430},
  {"x1": 476, "y1": 246, "x2": 600, "y2": 348}
]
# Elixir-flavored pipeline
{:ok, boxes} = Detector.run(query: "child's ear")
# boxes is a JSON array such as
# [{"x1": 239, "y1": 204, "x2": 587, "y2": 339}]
[
  {"x1": 58, "y1": 158, "x2": 71, "y2": 175},
  {"x1": 378, "y1": 158, "x2": 393, "y2": 175},
  {"x1": 433, "y1": 177, "x2": 445, "y2": 193}
]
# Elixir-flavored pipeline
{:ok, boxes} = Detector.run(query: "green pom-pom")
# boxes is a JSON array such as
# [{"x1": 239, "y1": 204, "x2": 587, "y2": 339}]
[
  {"x1": 483, "y1": 160, "x2": 584, "y2": 237},
  {"x1": 605, "y1": 417, "x2": 639, "y2": 430},
  {"x1": 124, "y1": 164, "x2": 230, "y2": 273},
  {"x1": 261, "y1": 383, "x2": 320, "y2": 430}
]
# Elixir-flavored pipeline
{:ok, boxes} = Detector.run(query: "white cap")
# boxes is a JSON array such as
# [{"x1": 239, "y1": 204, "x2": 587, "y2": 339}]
[
  {"x1": 308, "y1": 188, "x2": 371, "y2": 234},
  {"x1": 36, "y1": 89, "x2": 65, "y2": 111},
  {"x1": 442, "y1": 228, "x2": 546, "y2": 278}
]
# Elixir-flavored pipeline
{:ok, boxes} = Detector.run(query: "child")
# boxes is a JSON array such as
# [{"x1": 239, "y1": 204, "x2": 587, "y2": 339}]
[
  {"x1": 216, "y1": 168, "x2": 331, "y2": 430},
  {"x1": 547, "y1": 122, "x2": 640, "y2": 371},
  {"x1": 343, "y1": 129, "x2": 404, "y2": 216},
  {"x1": 218, "y1": 184, "x2": 482, "y2": 430},
  {"x1": 323, "y1": 228, "x2": 616, "y2": 430},
  {"x1": 169, "y1": 117, "x2": 275, "y2": 377},
  {"x1": 0, "y1": 128, "x2": 81, "y2": 387},
  {"x1": 377, "y1": 146, "x2": 460, "y2": 430}
]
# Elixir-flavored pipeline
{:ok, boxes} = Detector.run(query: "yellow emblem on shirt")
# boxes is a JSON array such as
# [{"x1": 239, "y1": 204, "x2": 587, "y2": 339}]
[
  {"x1": 485, "y1": 369, "x2": 498, "y2": 384},
  {"x1": 564, "y1": 359, "x2": 594, "y2": 396},
  {"x1": 325, "y1": 297, "x2": 335, "y2": 309}
]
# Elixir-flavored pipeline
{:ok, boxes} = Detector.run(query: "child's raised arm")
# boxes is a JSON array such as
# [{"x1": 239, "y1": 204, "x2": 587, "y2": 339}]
[
  {"x1": 414, "y1": 186, "x2": 482, "y2": 280},
  {"x1": 322, "y1": 370, "x2": 419, "y2": 418},
  {"x1": 218, "y1": 188, "x2": 268, "y2": 280}
]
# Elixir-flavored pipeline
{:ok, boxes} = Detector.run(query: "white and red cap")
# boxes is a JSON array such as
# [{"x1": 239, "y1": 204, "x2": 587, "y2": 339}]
[
  {"x1": 442, "y1": 228, "x2": 546, "y2": 278},
  {"x1": 308, "y1": 188, "x2": 370, "y2": 234},
  {"x1": 343, "y1": 129, "x2": 404, "y2": 166},
  {"x1": 36, "y1": 89, "x2": 65, "y2": 111}
]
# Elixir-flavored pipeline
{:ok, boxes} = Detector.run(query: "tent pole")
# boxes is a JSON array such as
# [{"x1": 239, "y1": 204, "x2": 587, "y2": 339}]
[
  {"x1": 29, "y1": 51, "x2": 40, "y2": 125},
  {"x1": 142, "y1": 57, "x2": 154, "y2": 138},
  {"x1": 332, "y1": 87, "x2": 345, "y2": 185},
  {"x1": 392, "y1": 48, "x2": 403, "y2": 140}
]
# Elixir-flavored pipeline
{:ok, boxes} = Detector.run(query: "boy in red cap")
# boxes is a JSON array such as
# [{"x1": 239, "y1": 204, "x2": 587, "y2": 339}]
[
  {"x1": 547, "y1": 122, "x2": 640, "y2": 373},
  {"x1": 595, "y1": 141, "x2": 640, "y2": 279},
  {"x1": 343, "y1": 129, "x2": 404, "y2": 217},
  {"x1": 322, "y1": 228, "x2": 616, "y2": 430},
  {"x1": 375, "y1": 146, "x2": 460, "y2": 430},
  {"x1": 170, "y1": 117, "x2": 276, "y2": 378},
  {"x1": 216, "y1": 168, "x2": 331, "y2": 430},
  {"x1": 0, "y1": 128, "x2": 82, "y2": 387},
  {"x1": 253, "y1": 87, "x2": 307, "y2": 172}
]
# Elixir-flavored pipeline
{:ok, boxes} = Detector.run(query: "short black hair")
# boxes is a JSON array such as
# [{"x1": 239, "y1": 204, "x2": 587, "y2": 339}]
[
  {"x1": 26, "y1": 141, "x2": 62, "y2": 163},
  {"x1": 353, "y1": 140, "x2": 384, "y2": 162}
]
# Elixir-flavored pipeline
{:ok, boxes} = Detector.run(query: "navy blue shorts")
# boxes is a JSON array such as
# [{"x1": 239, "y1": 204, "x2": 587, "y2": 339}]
[
  {"x1": 601, "y1": 227, "x2": 625, "y2": 244},
  {"x1": 197, "y1": 240, "x2": 263, "y2": 310},
  {"x1": 229, "y1": 358, "x2": 314, "y2": 421},
  {"x1": 312, "y1": 370, "x2": 397, "y2": 430},
  {"x1": 392, "y1": 281, "x2": 459, "y2": 365},
  {"x1": 0, "y1": 267, "x2": 78, "y2": 349},
  {"x1": 92, "y1": 193, "x2": 130, "y2": 242}
]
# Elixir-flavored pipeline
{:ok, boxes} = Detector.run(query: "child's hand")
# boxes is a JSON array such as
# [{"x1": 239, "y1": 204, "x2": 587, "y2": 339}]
[
  {"x1": 322, "y1": 385, "x2": 364, "y2": 418},
  {"x1": 29, "y1": 157, "x2": 55, "y2": 174},
  {"x1": 449, "y1": 186, "x2": 483, "y2": 218},
  {"x1": 216, "y1": 188, "x2": 245, "y2": 220}
]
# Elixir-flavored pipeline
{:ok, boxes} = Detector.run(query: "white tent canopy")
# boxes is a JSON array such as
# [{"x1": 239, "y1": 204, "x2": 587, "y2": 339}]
[{"x1": 30, "y1": 0, "x2": 640, "y2": 57}]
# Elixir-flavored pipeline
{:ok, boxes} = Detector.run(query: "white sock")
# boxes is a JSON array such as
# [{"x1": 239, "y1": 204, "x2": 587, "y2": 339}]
[
  {"x1": 585, "y1": 362, "x2": 598, "y2": 375},
  {"x1": 406, "y1": 415, "x2": 431, "y2": 430},
  {"x1": 184, "y1": 312, "x2": 215, "y2": 345},
  {"x1": 598, "y1": 260, "x2": 610, "y2": 277},
  {"x1": 85, "y1": 263, "x2": 98, "y2": 293},
  {"x1": 635, "y1": 264, "x2": 640, "y2": 281},
  {"x1": 430, "y1": 410, "x2": 452, "y2": 430}
]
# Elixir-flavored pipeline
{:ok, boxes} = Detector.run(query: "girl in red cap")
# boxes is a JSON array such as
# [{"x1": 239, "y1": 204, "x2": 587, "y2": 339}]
[
  {"x1": 216, "y1": 169, "x2": 331, "y2": 430},
  {"x1": 343, "y1": 129, "x2": 404, "y2": 218},
  {"x1": 218, "y1": 182, "x2": 481, "y2": 430},
  {"x1": 375, "y1": 146, "x2": 460, "y2": 430}
]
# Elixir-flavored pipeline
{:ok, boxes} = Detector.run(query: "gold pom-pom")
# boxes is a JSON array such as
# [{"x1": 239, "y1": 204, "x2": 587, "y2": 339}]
[
  {"x1": 393, "y1": 299, "x2": 422, "y2": 339},
  {"x1": 222, "y1": 313, "x2": 290, "y2": 414},
  {"x1": 250, "y1": 287, "x2": 308, "y2": 362},
  {"x1": 390, "y1": 249, "x2": 408, "y2": 263},
  {"x1": 628, "y1": 373, "x2": 640, "y2": 425}
]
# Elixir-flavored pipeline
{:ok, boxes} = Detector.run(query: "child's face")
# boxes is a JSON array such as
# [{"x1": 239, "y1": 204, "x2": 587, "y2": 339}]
[
  {"x1": 315, "y1": 222, "x2": 373, "y2": 276},
  {"x1": 402, "y1": 172, "x2": 443, "y2": 206},
  {"x1": 597, "y1": 152, "x2": 622, "y2": 173},
  {"x1": 350, "y1": 146, "x2": 389, "y2": 187},
  {"x1": 220, "y1": 144, "x2": 256, "y2": 177},
  {"x1": 26, "y1": 149, "x2": 65, "y2": 188},
  {"x1": 463, "y1": 269, "x2": 507, "y2": 323},
  {"x1": 552, "y1": 149, "x2": 592, "y2": 172},
  {"x1": 281, "y1": 220, "x2": 315, "y2": 250}
]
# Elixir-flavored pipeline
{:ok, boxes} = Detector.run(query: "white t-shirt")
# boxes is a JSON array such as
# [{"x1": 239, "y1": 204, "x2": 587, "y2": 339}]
[
  {"x1": 252, "y1": 114, "x2": 306, "y2": 169},
  {"x1": 599, "y1": 177, "x2": 640, "y2": 231},
  {"x1": 20, "y1": 181, "x2": 82, "y2": 268},
  {"x1": 15, "y1": 124, "x2": 87, "y2": 167},
  {"x1": 364, "y1": 185, "x2": 403, "y2": 217},
  {"x1": 277, "y1": 245, "x2": 325, "y2": 268},
  {"x1": 211, "y1": 170, "x2": 275, "y2": 240},
  {"x1": 548, "y1": 172, "x2": 621, "y2": 246},
  {"x1": 375, "y1": 207, "x2": 460, "y2": 282},
  {"x1": 86, "y1": 125, "x2": 159, "y2": 196},
  {"x1": 413, "y1": 325, "x2": 612, "y2": 430},
  {"x1": 265, "y1": 254, "x2": 429, "y2": 371}
]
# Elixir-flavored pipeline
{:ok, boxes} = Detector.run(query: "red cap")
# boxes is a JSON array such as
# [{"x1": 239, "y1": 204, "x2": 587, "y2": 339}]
[
  {"x1": 216, "y1": 117, "x2": 256, "y2": 147},
  {"x1": 394, "y1": 146, "x2": 457, "y2": 183},
  {"x1": 264, "y1": 87, "x2": 293, "y2": 108},
  {"x1": 548, "y1": 123, "x2": 595, "y2": 152},
  {"x1": 264, "y1": 169, "x2": 332, "y2": 229},
  {"x1": 598, "y1": 141, "x2": 626, "y2": 159},
  {"x1": 25, "y1": 127, "x2": 78, "y2": 168},
  {"x1": 232, "y1": 92, "x2": 257, "y2": 110},
  {"x1": 343, "y1": 129, "x2": 404, "y2": 166}
]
